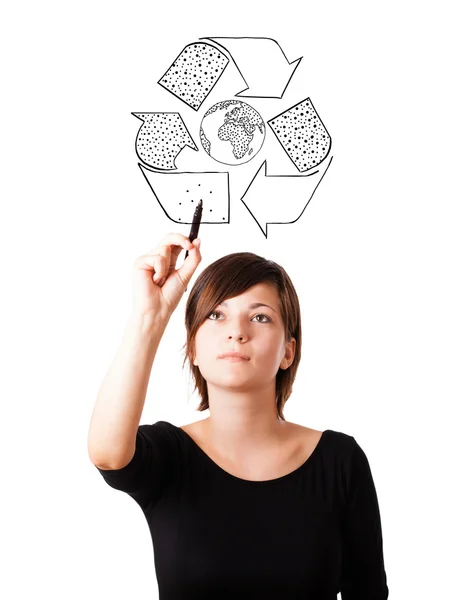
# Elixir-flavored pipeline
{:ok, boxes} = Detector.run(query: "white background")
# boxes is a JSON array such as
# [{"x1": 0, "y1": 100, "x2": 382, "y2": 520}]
[{"x1": 1, "y1": 1, "x2": 474, "y2": 598}]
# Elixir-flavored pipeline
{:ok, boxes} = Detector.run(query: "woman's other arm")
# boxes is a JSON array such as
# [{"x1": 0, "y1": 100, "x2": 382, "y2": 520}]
[
  {"x1": 87, "y1": 311, "x2": 169, "y2": 469},
  {"x1": 340, "y1": 438, "x2": 389, "y2": 599}
]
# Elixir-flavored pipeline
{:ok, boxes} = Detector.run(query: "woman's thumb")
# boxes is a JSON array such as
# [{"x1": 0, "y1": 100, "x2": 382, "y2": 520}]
[{"x1": 180, "y1": 238, "x2": 201, "y2": 291}]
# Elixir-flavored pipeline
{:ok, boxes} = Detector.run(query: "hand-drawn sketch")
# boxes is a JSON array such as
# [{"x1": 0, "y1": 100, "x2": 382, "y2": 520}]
[
  {"x1": 268, "y1": 98, "x2": 331, "y2": 172},
  {"x1": 241, "y1": 158, "x2": 333, "y2": 238},
  {"x1": 200, "y1": 100, "x2": 265, "y2": 166},
  {"x1": 158, "y1": 42, "x2": 229, "y2": 111},
  {"x1": 133, "y1": 113, "x2": 198, "y2": 171},
  {"x1": 200, "y1": 36, "x2": 302, "y2": 98},
  {"x1": 134, "y1": 37, "x2": 333, "y2": 237},
  {"x1": 138, "y1": 164, "x2": 230, "y2": 225}
]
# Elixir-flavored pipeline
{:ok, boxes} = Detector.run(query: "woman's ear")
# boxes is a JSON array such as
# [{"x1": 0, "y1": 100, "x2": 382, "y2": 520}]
[
  {"x1": 281, "y1": 337, "x2": 296, "y2": 369},
  {"x1": 192, "y1": 343, "x2": 198, "y2": 366}
]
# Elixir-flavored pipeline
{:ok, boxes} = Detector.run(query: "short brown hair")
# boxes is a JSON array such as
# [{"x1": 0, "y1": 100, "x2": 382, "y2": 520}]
[{"x1": 180, "y1": 252, "x2": 302, "y2": 421}]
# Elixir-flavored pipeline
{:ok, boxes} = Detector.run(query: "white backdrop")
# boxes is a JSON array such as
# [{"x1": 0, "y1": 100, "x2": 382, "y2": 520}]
[{"x1": 1, "y1": 1, "x2": 474, "y2": 598}]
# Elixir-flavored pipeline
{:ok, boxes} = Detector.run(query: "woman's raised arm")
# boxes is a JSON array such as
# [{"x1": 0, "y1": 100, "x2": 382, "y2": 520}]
[{"x1": 87, "y1": 233, "x2": 201, "y2": 469}]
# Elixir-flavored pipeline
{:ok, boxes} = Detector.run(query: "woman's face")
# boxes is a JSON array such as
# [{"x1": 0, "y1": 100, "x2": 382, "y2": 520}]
[{"x1": 192, "y1": 283, "x2": 295, "y2": 390}]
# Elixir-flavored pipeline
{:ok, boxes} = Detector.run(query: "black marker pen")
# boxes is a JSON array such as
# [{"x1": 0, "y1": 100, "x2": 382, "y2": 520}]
[{"x1": 184, "y1": 199, "x2": 203, "y2": 260}]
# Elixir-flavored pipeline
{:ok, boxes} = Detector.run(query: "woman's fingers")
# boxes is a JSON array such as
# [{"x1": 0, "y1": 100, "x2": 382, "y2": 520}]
[
  {"x1": 177, "y1": 238, "x2": 201, "y2": 291},
  {"x1": 134, "y1": 231, "x2": 201, "y2": 295},
  {"x1": 145, "y1": 233, "x2": 194, "y2": 257}
]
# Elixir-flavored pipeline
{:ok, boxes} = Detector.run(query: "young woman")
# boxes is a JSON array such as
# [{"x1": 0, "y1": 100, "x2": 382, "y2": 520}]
[{"x1": 88, "y1": 232, "x2": 389, "y2": 599}]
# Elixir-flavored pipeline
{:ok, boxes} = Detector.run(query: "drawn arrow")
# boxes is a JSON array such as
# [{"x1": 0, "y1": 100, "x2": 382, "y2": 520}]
[
  {"x1": 240, "y1": 158, "x2": 333, "y2": 238},
  {"x1": 132, "y1": 112, "x2": 198, "y2": 171},
  {"x1": 201, "y1": 37, "x2": 301, "y2": 99},
  {"x1": 138, "y1": 163, "x2": 230, "y2": 224}
]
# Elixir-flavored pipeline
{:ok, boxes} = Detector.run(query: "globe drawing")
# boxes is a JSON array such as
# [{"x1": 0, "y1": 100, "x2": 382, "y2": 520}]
[{"x1": 199, "y1": 99, "x2": 266, "y2": 166}]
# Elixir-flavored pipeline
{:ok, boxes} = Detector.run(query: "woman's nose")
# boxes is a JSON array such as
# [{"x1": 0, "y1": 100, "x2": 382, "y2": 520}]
[
  {"x1": 228, "y1": 330, "x2": 247, "y2": 340},
  {"x1": 225, "y1": 316, "x2": 250, "y2": 341},
  {"x1": 227, "y1": 324, "x2": 248, "y2": 341},
  {"x1": 228, "y1": 334, "x2": 245, "y2": 341}
]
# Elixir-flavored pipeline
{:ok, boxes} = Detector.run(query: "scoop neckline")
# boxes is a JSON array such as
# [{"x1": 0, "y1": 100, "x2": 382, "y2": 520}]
[{"x1": 176, "y1": 424, "x2": 330, "y2": 484}]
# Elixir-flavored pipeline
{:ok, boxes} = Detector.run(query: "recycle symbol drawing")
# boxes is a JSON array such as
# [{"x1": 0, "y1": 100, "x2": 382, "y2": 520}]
[{"x1": 134, "y1": 37, "x2": 333, "y2": 238}]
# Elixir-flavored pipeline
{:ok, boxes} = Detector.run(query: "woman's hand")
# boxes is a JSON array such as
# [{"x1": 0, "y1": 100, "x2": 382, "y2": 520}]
[{"x1": 132, "y1": 233, "x2": 202, "y2": 318}]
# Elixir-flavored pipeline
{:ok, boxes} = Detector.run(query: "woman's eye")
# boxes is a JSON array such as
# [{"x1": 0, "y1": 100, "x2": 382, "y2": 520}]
[
  {"x1": 254, "y1": 313, "x2": 271, "y2": 323},
  {"x1": 207, "y1": 311, "x2": 270, "y2": 323}
]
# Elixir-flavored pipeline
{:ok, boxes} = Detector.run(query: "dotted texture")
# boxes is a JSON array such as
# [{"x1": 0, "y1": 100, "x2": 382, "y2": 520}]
[
  {"x1": 159, "y1": 43, "x2": 229, "y2": 111},
  {"x1": 134, "y1": 113, "x2": 198, "y2": 171},
  {"x1": 268, "y1": 98, "x2": 331, "y2": 172},
  {"x1": 139, "y1": 168, "x2": 229, "y2": 223},
  {"x1": 201, "y1": 100, "x2": 265, "y2": 161},
  {"x1": 199, "y1": 128, "x2": 211, "y2": 155}
]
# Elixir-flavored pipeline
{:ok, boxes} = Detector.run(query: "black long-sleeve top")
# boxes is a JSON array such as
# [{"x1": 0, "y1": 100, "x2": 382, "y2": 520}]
[{"x1": 95, "y1": 421, "x2": 389, "y2": 599}]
